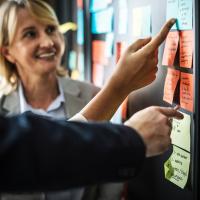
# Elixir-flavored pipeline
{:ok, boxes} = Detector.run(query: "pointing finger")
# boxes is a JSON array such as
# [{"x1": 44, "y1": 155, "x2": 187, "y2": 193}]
[
  {"x1": 144, "y1": 18, "x2": 176, "y2": 54},
  {"x1": 128, "y1": 37, "x2": 152, "y2": 52},
  {"x1": 157, "y1": 107, "x2": 184, "y2": 119}
]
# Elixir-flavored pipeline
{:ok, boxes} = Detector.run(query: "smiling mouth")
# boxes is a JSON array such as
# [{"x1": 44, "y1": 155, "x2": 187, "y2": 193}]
[{"x1": 36, "y1": 52, "x2": 56, "y2": 59}]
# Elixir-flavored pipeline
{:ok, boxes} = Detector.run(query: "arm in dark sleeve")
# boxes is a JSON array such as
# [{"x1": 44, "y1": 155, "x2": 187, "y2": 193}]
[{"x1": 0, "y1": 112, "x2": 146, "y2": 192}]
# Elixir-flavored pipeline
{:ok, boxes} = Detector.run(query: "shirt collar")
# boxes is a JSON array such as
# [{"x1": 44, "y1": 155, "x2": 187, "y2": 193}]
[{"x1": 18, "y1": 78, "x2": 65, "y2": 113}]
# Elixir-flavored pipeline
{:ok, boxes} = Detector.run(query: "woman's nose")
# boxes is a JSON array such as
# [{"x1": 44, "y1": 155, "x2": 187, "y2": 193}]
[{"x1": 39, "y1": 34, "x2": 54, "y2": 48}]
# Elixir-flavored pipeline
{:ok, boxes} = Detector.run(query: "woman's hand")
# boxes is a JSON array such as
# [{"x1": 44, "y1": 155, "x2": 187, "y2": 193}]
[
  {"x1": 111, "y1": 18, "x2": 176, "y2": 95},
  {"x1": 80, "y1": 19, "x2": 176, "y2": 121}
]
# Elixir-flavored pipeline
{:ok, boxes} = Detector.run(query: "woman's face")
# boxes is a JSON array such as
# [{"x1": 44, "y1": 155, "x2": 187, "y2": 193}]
[{"x1": 5, "y1": 8, "x2": 64, "y2": 78}]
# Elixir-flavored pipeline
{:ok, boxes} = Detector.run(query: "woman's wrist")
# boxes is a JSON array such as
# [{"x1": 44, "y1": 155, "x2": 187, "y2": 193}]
[{"x1": 106, "y1": 72, "x2": 133, "y2": 99}]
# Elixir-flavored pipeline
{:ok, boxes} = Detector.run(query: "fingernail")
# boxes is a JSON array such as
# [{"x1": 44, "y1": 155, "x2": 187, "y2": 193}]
[
  {"x1": 170, "y1": 18, "x2": 176, "y2": 25},
  {"x1": 173, "y1": 105, "x2": 179, "y2": 111}
]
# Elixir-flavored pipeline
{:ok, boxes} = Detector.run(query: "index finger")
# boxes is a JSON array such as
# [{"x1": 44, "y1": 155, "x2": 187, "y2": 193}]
[
  {"x1": 144, "y1": 18, "x2": 176, "y2": 53},
  {"x1": 157, "y1": 107, "x2": 184, "y2": 119}
]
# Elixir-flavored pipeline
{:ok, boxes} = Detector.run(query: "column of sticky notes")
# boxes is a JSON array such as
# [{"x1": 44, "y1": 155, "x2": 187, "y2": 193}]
[{"x1": 163, "y1": 0, "x2": 193, "y2": 189}]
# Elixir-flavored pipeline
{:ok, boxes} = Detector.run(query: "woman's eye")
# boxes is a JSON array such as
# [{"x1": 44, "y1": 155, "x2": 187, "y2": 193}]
[
  {"x1": 23, "y1": 31, "x2": 36, "y2": 38},
  {"x1": 46, "y1": 25, "x2": 56, "y2": 34}
]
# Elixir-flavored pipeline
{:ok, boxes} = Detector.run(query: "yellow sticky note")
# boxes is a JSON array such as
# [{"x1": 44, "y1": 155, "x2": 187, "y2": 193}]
[
  {"x1": 71, "y1": 69, "x2": 80, "y2": 80},
  {"x1": 132, "y1": 6, "x2": 151, "y2": 37},
  {"x1": 164, "y1": 145, "x2": 190, "y2": 189},
  {"x1": 59, "y1": 22, "x2": 77, "y2": 34},
  {"x1": 132, "y1": 7, "x2": 143, "y2": 37},
  {"x1": 171, "y1": 112, "x2": 191, "y2": 152}
]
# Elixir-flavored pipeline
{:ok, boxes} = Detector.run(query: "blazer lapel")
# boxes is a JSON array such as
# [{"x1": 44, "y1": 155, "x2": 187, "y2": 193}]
[
  {"x1": 59, "y1": 77, "x2": 87, "y2": 118},
  {"x1": 1, "y1": 90, "x2": 20, "y2": 116}
]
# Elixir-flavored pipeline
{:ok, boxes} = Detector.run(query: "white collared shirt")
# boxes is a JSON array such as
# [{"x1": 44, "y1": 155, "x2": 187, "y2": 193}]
[{"x1": 18, "y1": 79, "x2": 66, "y2": 119}]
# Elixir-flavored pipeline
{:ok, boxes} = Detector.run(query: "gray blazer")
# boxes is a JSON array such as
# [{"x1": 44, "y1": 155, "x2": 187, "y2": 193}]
[{"x1": 0, "y1": 77, "x2": 124, "y2": 200}]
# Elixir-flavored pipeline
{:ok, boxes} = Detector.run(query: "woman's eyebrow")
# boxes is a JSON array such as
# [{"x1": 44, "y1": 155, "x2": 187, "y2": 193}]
[{"x1": 21, "y1": 26, "x2": 35, "y2": 33}]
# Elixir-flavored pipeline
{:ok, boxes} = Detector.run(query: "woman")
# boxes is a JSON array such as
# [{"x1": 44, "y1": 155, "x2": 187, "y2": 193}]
[
  {"x1": 0, "y1": 0, "x2": 175, "y2": 199},
  {"x1": 0, "y1": 0, "x2": 122, "y2": 200}
]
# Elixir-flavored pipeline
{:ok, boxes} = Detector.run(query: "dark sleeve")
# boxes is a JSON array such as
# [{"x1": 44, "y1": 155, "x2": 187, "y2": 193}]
[{"x1": 0, "y1": 112, "x2": 146, "y2": 192}]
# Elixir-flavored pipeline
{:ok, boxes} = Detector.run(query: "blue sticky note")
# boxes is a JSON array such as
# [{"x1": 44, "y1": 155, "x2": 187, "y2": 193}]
[
  {"x1": 77, "y1": 9, "x2": 84, "y2": 45},
  {"x1": 91, "y1": 7, "x2": 113, "y2": 34},
  {"x1": 90, "y1": 0, "x2": 112, "y2": 12},
  {"x1": 118, "y1": 0, "x2": 128, "y2": 34},
  {"x1": 178, "y1": 0, "x2": 193, "y2": 30},
  {"x1": 166, "y1": 0, "x2": 179, "y2": 30}
]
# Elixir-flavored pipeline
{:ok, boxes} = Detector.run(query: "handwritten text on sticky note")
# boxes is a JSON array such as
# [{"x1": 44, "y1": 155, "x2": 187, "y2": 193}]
[
  {"x1": 164, "y1": 145, "x2": 190, "y2": 189},
  {"x1": 178, "y1": 0, "x2": 193, "y2": 30},
  {"x1": 180, "y1": 30, "x2": 193, "y2": 68},
  {"x1": 163, "y1": 68, "x2": 180, "y2": 104},
  {"x1": 180, "y1": 72, "x2": 193, "y2": 112},
  {"x1": 171, "y1": 112, "x2": 191, "y2": 151},
  {"x1": 162, "y1": 31, "x2": 179, "y2": 66}
]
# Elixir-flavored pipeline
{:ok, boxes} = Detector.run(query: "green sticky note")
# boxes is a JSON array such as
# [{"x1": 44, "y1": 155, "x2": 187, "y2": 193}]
[
  {"x1": 171, "y1": 112, "x2": 191, "y2": 152},
  {"x1": 164, "y1": 160, "x2": 174, "y2": 179},
  {"x1": 164, "y1": 145, "x2": 190, "y2": 189}
]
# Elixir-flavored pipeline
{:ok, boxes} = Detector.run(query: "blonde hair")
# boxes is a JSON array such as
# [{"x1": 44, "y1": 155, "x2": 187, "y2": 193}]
[{"x1": 0, "y1": 0, "x2": 67, "y2": 94}]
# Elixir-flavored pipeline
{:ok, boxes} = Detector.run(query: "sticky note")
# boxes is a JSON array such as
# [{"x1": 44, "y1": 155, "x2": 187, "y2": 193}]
[
  {"x1": 163, "y1": 68, "x2": 180, "y2": 104},
  {"x1": 77, "y1": 52, "x2": 84, "y2": 73},
  {"x1": 105, "y1": 33, "x2": 114, "y2": 57},
  {"x1": 166, "y1": 0, "x2": 179, "y2": 30},
  {"x1": 77, "y1": 9, "x2": 84, "y2": 45},
  {"x1": 59, "y1": 22, "x2": 77, "y2": 34},
  {"x1": 118, "y1": 0, "x2": 128, "y2": 34},
  {"x1": 90, "y1": 0, "x2": 112, "y2": 12},
  {"x1": 180, "y1": 72, "x2": 193, "y2": 112},
  {"x1": 69, "y1": 51, "x2": 77, "y2": 70},
  {"x1": 92, "y1": 63, "x2": 104, "y2": 87},
  {"x1": 171, "y1": 112, "x2": 191, "y2": 151},
  {"x1": 71, "y1": 69, "x2": 80, "y2": 80},
  {"x1": 164, "y1": 159, "x2": 174, "y2": 179},
  {"x1": 162, "y1": 31, "x2": 179, "y2": 66},
  {"x1": 178, "y1": 0, "x2": 193, "y2": 30},
  {"x1": 132, "y1": 6, "x2": 152, "y2": 37},
  {"x1": 91, "y1": 7, "x2": 113, "y2": 34},
  {"x1": 164, "y1": 145, "x2": 190, "y2": 189},
  {"x1": 77, "y1": 53, "x2": 84, "y2": 80},
  {"x1": 179, "y1": 30, "x2": 193, "y2": 68},
  {"x1": 77, "y1": 0, "x2": 83, "y2": 8},
  {"x1": 92, "y1": 40, "x2": 108, "y2": 65}
]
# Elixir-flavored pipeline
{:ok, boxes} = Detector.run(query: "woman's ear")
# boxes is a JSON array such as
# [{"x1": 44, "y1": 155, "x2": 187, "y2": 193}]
[{"x1": 1, "y1": 47, "x2": 15, "y2": 64}]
